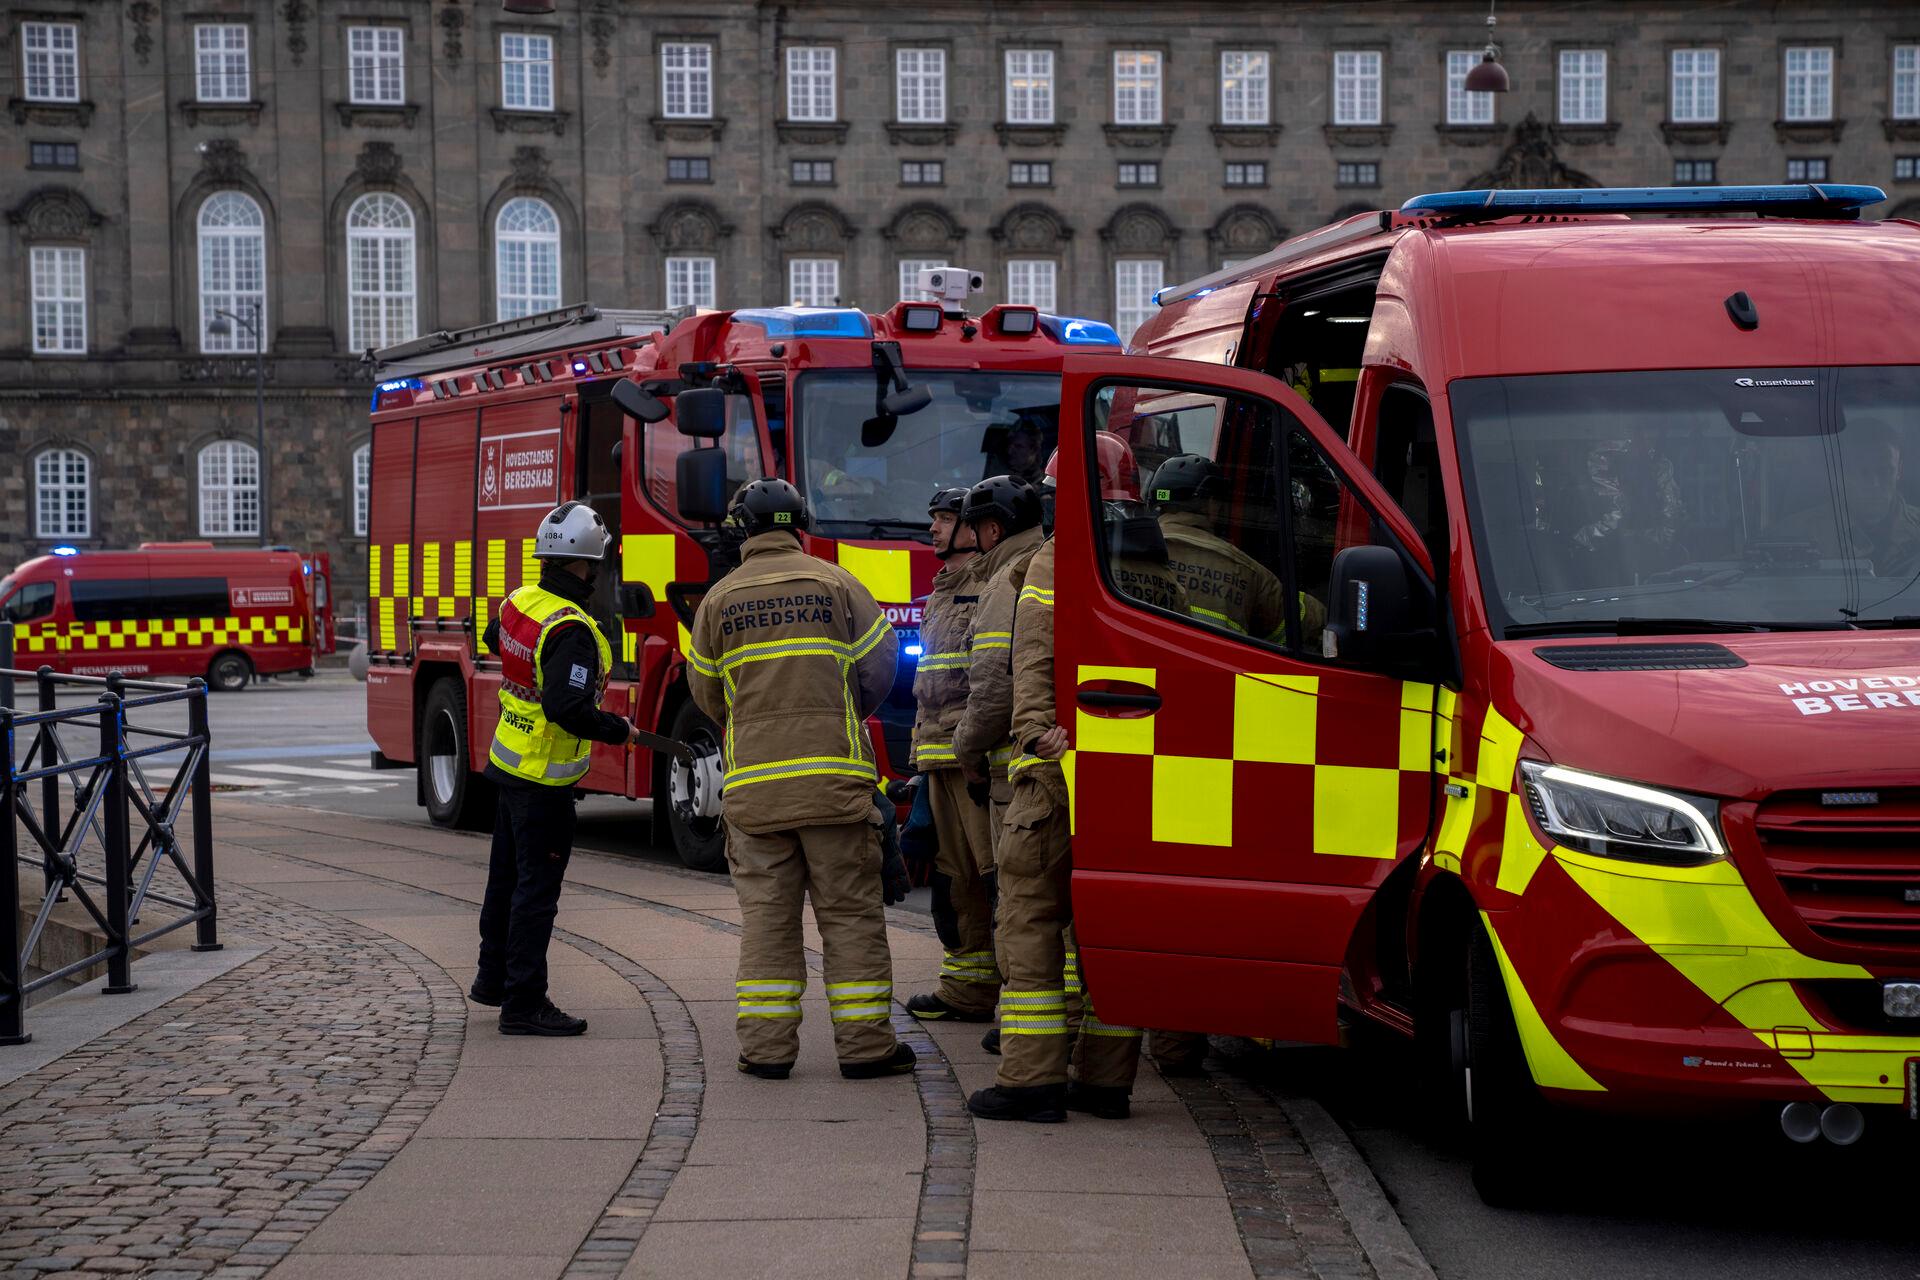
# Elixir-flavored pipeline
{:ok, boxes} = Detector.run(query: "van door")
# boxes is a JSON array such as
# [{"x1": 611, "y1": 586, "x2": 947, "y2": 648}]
[{"x1": 1055, "y1": 353, "x2": 1442, "y2": 1045}]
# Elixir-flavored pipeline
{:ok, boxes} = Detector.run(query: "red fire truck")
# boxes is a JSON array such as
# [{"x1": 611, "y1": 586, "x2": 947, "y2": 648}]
[
  {"x1": 1045, "y1": 185, "x2": 1920, "y2": 1200},
  {"x1": 364, "y1": 287, "x2": 1119, "y2": 871}
]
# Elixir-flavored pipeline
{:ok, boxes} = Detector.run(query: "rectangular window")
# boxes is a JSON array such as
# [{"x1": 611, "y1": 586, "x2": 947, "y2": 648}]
[
  {"x1": 1784, "y1": 46, "x2": 1833, "y2": 122},
  {"x1": 501, "y1": 32, "x2": 555, "y2": 112},
  {"x1": 349, "y1": 27, "x2": 405, "y2": 105},
  {"x1": 353, "y1": 447, "x2": 370, "y2": 538},
  {"x1": 36, "y1": 451, "x2": 90, "y2": 540},
  {"x1": 22, "y1": 22, "x2": 80, "y2": 102},
  {"x1": 1446, "y1": 49, "x2": 1495, "y2": 124},
  {"x1": 1336, "y1": 160, "x2": 1380, "y2": 187},
  {"x1": 901, "y1": 160, "x2": 943, "y2": 186},
  {"x1": 789, "y1": 258, "x2": 839, "y2": 307},
  {"x1": 30, "y1": 246, "x2": 86, "y2": 355},
  {"x1": 1787, "y1": 157, "x2": 1830, "y2": 182},
  {"x1": 896, "y1": 47, "x2": 946, "y2": 124},
  {"x1": 1897, "y1": 156, "x2": 1920, "y2": 181},
  {"x1": 29, "y1": 141, "x2": 79, "y2": 169},
  {"x1": 662, "y1": 42, "x2": 712, "y2": 118},
  {"x1": 1558, "y1": 49, "x2": 1607, "y2": 124},
  {"x1": 1225, "y1": 161, "x2": 1267, "y2": 187},
  {"x1": 1006, "y1": 48, "x2": 1055, "y2": 124},
  {"x1": 1118, "y1": 161, "x2": 1160, "y2": 187},
  {"x1": 1670, "y1": 48, "x2": 1720, "y2": 123},
  {"x1": 787, "y1": 46, "x2": 836, "y2": 122},
  {"x1": 1114, "y1": 259, "x2": 1163, "y2": 343},
  {"x1": 1673, "y1": 158, "x2": 1718, "y2": 184},
  {"x1": 1333, "y1": 50, "x2": 1383, "y2": 126},
  {"x1": 1898, "y1": 46, "x2": 1920, "y2": 121},
  {"x1": 1007, "y1": 259, "x2": 1057, "y2": 311},
  {"x1": 667, "y1": 156, "x2": 711, "y2": 182},
  {"x1": 1220, "y1": 50, "x2": 1269, "y2": 125},
  {"x1": 195, "y1": 25, "x2": 250, "y2": 102},
  {"x1": 1010, "y1": 160, "x2": 1052, "y2": 186},
  {"x1": 1113, "y1": 50, "x2": 1163, "y2": 125},
  {"x1": 666, "y1": 256, "x2": 716, "y2": 309},
  {"x1": 790, "y1": 159, "x2": 834, "y2": 185},
  {"x1": 898, "y1": 259, "x2": 946, "y2": 302}
]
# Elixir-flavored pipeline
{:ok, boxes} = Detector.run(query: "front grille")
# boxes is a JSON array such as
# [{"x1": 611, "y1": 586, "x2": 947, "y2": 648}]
[{"x1": 1749, "y1": 788, "x2": 1920, "y2": 954}]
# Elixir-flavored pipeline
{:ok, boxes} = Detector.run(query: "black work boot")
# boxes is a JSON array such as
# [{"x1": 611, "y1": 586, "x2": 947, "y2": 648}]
[
  {"x1": 981, "y1": 1027, "x2": 1001, "y2": 1055},
  {"x1": 468, "y1": 978, "x2": 504, "y2": 1008},
  {"x1": 969, "y1": 1083, "x2": 1067, "y2": 1123},
  {"x1": 907, "y1": 992, "x2": 993, "y2": 1023},
  {"x1": 1066, "y1": 1082, "x2": 1132, "y2": 1119},
  {"x1": 499, "y1": 1001, "x2": 588, "y2": 1037},
  {"x1": 737, "y1": 1056, "x2": 793, "y2": 1080},
  {"x1": 841, "y1": 1042, "x2": 916, "y2": 1080}
]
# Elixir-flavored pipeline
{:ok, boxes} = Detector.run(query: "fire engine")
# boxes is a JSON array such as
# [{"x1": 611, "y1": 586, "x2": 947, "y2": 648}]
[
  {"x1": 1044, "y1": 185, "x2": 1920, "y2": 1201},
  {"x1": 364, "y1": 281, "x2": 1118, "y2": 871}
]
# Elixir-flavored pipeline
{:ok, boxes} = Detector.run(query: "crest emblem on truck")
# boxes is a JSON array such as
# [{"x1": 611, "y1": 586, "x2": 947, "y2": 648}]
[{"x1": 479, "y1": 441, "x2": 501, "y2": 504}]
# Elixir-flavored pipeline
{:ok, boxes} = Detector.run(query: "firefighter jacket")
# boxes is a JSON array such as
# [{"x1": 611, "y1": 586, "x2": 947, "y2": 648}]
[
  {"x1": 951, "y1": 524, "x2": 1045, "y2": 784},
  {"x1": 486, "y1": 570, "x2": 625, "y2": 787},
  {"x1": 1161, "y1": 511, "x2": 1287, "y2": 639},
  {"x1": 909, "y1": 556, "x2": 982, "y2": 772},
  {"x1": 687, "y1": 531, "x2": 899, "y2": 835},
  {"x1": 1006, "y1": 536, "x2": 1064, "y2": 794}
]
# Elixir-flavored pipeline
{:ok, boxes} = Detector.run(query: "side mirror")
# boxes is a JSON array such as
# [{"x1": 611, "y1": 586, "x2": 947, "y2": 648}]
[
  {"x1": 665, "y1": 581, "x2": 706, "y2": 628},
  {"x1": 617, "y1": 583, "x2": 655, "y2": 619},
  {"x1": 883, "y1": 383, "x2": 933, "y2": 418},
  {"x1": 612, "y1": 378, "x2": 670, "y2": 424},
  {"x1": 861, "y1": 416, "x2": 898, "y2": 448},
  {"x1": 676, "y1": 446, "x2": 730, "y2": 525},
  {"x1": 1321, "y1": 544, "x2": 1433, "y2": 670},
  {"x1": 674, "y1": 386, "x2": 727, "y2": 439}
]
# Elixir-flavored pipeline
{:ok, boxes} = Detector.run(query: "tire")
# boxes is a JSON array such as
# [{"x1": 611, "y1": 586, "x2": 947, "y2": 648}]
[
  {"x1": 1464, "y1": 923, "x2": 1545, "y2": 1207},
  {"x1": 207, "y1": 651, "x2": 253, "y2": 693},
  {"x1": 421, "y1": 679, "x2": 494, "y2": 831},
  {"x1": 663, "y1": 698, "x2": 728, "y2": 874},
  {"x1": 1413, "y1": 913, "x2": 1472, "y2": 1144}
]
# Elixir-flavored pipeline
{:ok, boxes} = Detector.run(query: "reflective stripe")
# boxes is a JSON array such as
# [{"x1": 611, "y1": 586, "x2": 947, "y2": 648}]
[
  {"x1": 737, "y1": 1004, "x2": 803, "y2": 1019},
  {"x1": 918, "y1": 649, "x2": 970, "y2": 670},
  {"x1": 1082, "y1": 995, "x2": 1137, "y2": 1037},
  {"x1": 487, "y1": 736, "x2": 591, "y2": 782},
  {"x1": 1190, "y1": 604, "x2": 1247, "y2": 633},
  {"x1": 915, "y1": 743, "x2": 959, "y2": 763},
  {"x1": 1065, "y1": 952, "x2": 1082, "y2": 997},
  {"x1": 737, "y1": 978, "x2": 805, "y2": 1019},
  {"x1": 1017, "y1": 585, "x2": 1055, "y2": 607},
  {"x1": 971, "y1": 630, "x2": 1013, "y2": 653},
  {"x1": 686, "y1": 647, "x2": 720, "y2": 677},
  {"x1": 827, "y1": 979, "x2": 893, "y2": 1023},
  {"x1": 722, "y1": 754, "x2": 877, "y2": 792},
  {"x1": 737, "y1": 979, "x2": 805, "y2": 996},
  {"x1": 989, "y1": 745, "x2": 1016, "y2": 766},
  {"x1": 1007, "y1": 753, "x2": 1044, "y2": 775},
  {"x1": 1002, "y1": 1018, "x2": 1070, "y2": 1035},
  {"x1": 850, "y1": 613, "x2": 892, "y2": 660}
]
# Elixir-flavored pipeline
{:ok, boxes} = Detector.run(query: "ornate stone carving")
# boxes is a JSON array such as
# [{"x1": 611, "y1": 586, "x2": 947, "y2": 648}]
[
  {"x1": 1210, "y1": 124, "x2": 1282, "y2": 149},
  {"x1": 885, "y1": 122, "x2": 959, "y2": 147},
  {"x1": 1434, "y1": 123, "x2": 1508, "y2": 148},
  {"x1": 335, "y1": 102, "x2": 420, "y2": 129},
  {"x1": 492, "y1": 107, "x2": 570, "y2": 136},
  {"x1": 509, "y1": 146, "x2": 551, "y2": 188},
  {"x1": 995, "y1": 123, "x2": 1067, "y2": 149},
  {"x1": 440, "y1": 1, "x2": 465, "y2": 68},
  {"x1": 1323, "y1": 124, "x2": 1396, "y2": 148},
  {"x1": 8, "y1": 100, "x2": 94, "y2": 127},
  {"x1": 1774, "y1": 119, "x2": 1844, "y2": 145},
  {"x1": 177, "y1": 358, "x2": 278, "y2": 384},
  {"x1": 650, "y1": 117, "x2": 728, "y2": 143},
  {"x1": 199, "y1": 139, "x2": 250, "y2": 184},
  {"x1": 776, "y1": 121, "x2": 850, "y2": 146},
  {"x1": 128, "y1": 1, "x2": 158, "y2": 65},
  {"x1": 1660, "y1": 121, "x2": 1731, "y2": 147},
  {"x1": 1207, "y1": 205, "x2": 1281, "y2": 257},
  {"x1": 648, "y1": 202, "x2": 734, "y2": 252},
  {"x1": 882, "y1": 204, "x2": 963, "y2": 251},
  {"x1": 181, "y1": 100, "x2": 265, "y2": 127},
  {"x1": 283, "y1": 0, "x2": 312, "y2": 67},
  {"x1": 8, "y1": 187, "x2": 107, "y2": 241},
  {"x1": 771, "y1": 202, "x2": 854, "y2": 250},
  {"x1": 355, "y1": 142, "x2": 403, "y2": 186},
  {"x1": 1103, "y1": 123, "x2": 1176, "y2": 150},
  {"x1": 588, "y1": 3, "x2": 616, "y2": 77},
  {"x1": 1884, "y1": 119, "x2": 1920, "y2": 143},
  {"x1": 1100, "y1": 204, "x2": 1177, "y2": 251},
  {"x1": 1465, "y1": 113, "x2": 1598, "y2": 190},
  {"x1": 990, "y1": 203, "x2": 1071, "y2": 250}
]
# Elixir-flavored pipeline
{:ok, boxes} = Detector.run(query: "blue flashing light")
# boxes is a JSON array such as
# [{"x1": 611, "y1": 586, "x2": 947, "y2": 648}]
[
  {"x1": 571, "y1": 359, "x2": 590, "y2": 375},
  {"x1": 904, "y1": 644, "x2": 925, "y2": 658},
  {"x1": 1038, "y1": 315, "x2": 1123, "y2": 347},
  {"x1": 371, "y1": 376, "x2": 424, "y2": 411},
  {"x1": 51, "y1": 545, "x2": 79, "y2": 557},
  {"x1": 729, "y1": 307, "x2": 874, "y2": 340},
  {"x1": 1401, "y1": 183, "x2": 1886, "y2": 220}
]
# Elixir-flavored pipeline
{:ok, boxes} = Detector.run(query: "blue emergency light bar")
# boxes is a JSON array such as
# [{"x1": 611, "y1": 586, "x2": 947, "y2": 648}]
[
  {"x1": 371, "y1": 376, "x2": 423, "y2": 410},
  {"x1": 1401, "y1": 183, "x2": 1886, "y2": 220},
  {"x1": 1038, "y1": 315, "x2": 1123, "y2": 347},
  {"x1": 730, "y1": 307, "x2": 874, "y2": 340}
]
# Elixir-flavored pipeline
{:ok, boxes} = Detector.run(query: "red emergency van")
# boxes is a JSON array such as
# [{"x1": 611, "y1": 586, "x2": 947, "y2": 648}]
[
  {"x1": 1, "y1": 544, "x2": 325, "y2": 689},
  {"x1": 364, "y1": 291, "x2": 1119, "y2": 871},
  {"x1": 1046, "y1": 185, "x2": 1920, "y2": 1200}
]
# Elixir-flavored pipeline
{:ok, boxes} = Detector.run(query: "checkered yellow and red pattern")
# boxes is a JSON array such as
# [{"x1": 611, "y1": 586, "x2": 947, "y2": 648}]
[{"x1": 12, "y1": 615, "x2": 305, "y2": 655}]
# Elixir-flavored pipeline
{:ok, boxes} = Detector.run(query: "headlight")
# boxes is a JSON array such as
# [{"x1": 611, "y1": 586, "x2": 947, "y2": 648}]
[{"x1": 1517, "y1": 762, "x2": 1725, "y2": 864}]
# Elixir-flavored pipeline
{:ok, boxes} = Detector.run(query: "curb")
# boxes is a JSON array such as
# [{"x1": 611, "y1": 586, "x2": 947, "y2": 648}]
[{"x1": 1283, "y1": 1093, "x2": 1436, "y2": 1280}]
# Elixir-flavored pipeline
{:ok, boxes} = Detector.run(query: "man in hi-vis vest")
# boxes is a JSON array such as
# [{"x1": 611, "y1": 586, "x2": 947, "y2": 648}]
[{"x1": 473, "y1": 501, "x2": 640, "y2": 1036}]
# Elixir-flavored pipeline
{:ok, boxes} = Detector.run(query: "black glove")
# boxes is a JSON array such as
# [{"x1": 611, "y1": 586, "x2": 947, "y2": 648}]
[
  {"x1": 898, "y1": 776, "x2": 938, "y2": 881},
  {"x1": 881, "y1": 845, "x2": 911, "y2": 906},
  {"x1": 966, "y1": 777, "x2": 990, "y2": 807}
]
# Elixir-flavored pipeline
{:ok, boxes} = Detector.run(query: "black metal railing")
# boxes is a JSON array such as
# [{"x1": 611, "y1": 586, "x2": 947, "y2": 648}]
[{"x1": 2, "y1": 622, "x2": 220, "y2": 1045}]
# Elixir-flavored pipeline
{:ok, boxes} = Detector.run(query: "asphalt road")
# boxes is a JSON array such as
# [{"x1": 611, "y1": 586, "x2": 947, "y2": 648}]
[{"x1": 53, "y1": 673, "x2": 1920, "y2": 1279}]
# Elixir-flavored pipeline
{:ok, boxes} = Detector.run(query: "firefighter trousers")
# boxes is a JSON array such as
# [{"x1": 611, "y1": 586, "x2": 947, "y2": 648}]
[
  {"x1": 726, "y1": 816, "x2": 899, "y2": 1067},
  {"x1": 992, "y1": 772, "x2": 1142, "y2": 1091},
  {"x1": 928, "y1": 769, "x2": 1000, "y2": 1015}
]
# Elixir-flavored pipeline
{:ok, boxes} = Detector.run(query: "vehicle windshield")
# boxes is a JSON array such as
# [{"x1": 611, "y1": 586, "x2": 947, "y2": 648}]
[
  {"x1": 794, "y1": 370, "x2": 1061, "y2": 537},
  {"x1": 1453, "y1": 367, "x2": 1920, "y2": 635}
]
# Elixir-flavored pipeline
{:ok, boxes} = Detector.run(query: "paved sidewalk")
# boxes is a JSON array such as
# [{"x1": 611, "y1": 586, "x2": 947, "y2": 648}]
[{"x1": 0, "y1": 800, "x2": 1429, "y2": 1280}]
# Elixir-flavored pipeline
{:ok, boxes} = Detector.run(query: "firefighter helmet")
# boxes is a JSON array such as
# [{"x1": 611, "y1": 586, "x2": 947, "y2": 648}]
[
  {"x1": 927, "y1": 486, "x2": 969, "y2": 517},
  {"x1": 961, "y1": 475, "x2": 1044, "y2": 536},
  {"x1": 1042, "y1": 433, "x2": 1141, "y2": 501},
  {"x1": 534, "y1": 501, "x2": 612, "y2": 562},
  {"x1": 727, "y1": 477, "x2": 812, "y2": 535},
  {"x1": 1149, "y1": 453, "x2": 1223, "y2": 507}
]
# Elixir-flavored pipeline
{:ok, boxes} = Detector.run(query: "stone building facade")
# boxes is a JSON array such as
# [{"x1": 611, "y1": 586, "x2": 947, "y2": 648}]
[{"x1": 4, "y1": 0, "x2": 1919, "y2": 626}]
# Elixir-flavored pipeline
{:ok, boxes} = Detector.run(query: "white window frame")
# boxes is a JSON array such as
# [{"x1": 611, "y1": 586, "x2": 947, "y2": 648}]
[
  {"x1": 352, "y1": 444, "x2": 371, "y2": 538},
  {"x1": 1114, "y1": 259, "x2": 1163, "y2": 344},
  {"x1": 897, "y1": 258, "x2": 946, "y2": 303},
  {"x1": 786, "y1": 46, "x2": 837, "y2": 122},
  {"x1": 34, "y1": 449, "x2": 91, "y2": 540},
  {"x1": 1113, "y1": 50, "x2": 1163, "y2": 126},
  {"x1": 665, "y1": 255, "x2": 716, "y2": 309},
  {"x1": 661, "y1": 42, "x2": 713, "y2": 119},
  {"x1": 194, "y1": 24, "x2": 250, "y2": 103},
  {"x1": 30, "y1": 245, "x2": 87, "y2": 356},
  {"x1": 1006, "y1": 259, "x2": 1057, "y2": 312},
  {"x1": 1333, "y1": 50, "x2": 1383, "y2": 126},
  {"x1": 1898, "y1": 45, "x2": 1920, "y2": 121},
  {"x1": 22, "y1": 22, "x2": 80, "y2": 103},
  {"x1": 346, "y1": 193, "x2": 417, "y2": 353},
  {"x1": 1446, "y1": 49, "x2": 1496, "y2": 125},
  {"x1": 896, "y1": 47, "x2": 946, "y2": 124},
  {"x1": 1220, "y1": 50, "x2": 1270, "y2": 125},
  {"x1": 1558, "y1": 48, "x2": 1608, "y2": 125},
  {"x1": 1669, "y1": 48, "x2": 1720, "y2": 124},
  {"x1": 198, "y1": 191, "x2": 267, "y2": 355},
  {"x1": 495, "y1": 197, "x2": 562, "y2": 321},
  {"x1": 788, "y1": 258, "x2": 840, "y2": 307},
  {"x1": 348, "y1": 26, "x2": 405, "y2": 106},
  {"x1": 501, "y1": 31, "x2": 555, "y2": 112},
  {"x1": 1783, "y1": 46, "x2": 1834, "y2": 122},
  {"x1": 1005, "y1": 49, "x2": 1054, "y2": 125},
  {"x1": 199, "y1": 441, "x2": 261, "y2": 539}
]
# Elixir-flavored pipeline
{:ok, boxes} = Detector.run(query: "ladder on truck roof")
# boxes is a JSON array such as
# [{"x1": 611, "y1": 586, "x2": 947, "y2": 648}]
[{"x1": 370, "y1": 303, "x2": 693, "y2": 379}]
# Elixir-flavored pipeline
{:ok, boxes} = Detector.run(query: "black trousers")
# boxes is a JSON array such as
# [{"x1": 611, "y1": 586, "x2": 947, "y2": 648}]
[{"x1": 477, "y1": 779, "x2": 578, "y2": 1016}]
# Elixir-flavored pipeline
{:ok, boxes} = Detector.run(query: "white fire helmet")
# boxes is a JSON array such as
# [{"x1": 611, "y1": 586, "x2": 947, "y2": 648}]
[{"x1": 534, "y1": 501, "x2": 611, "y2": 562}]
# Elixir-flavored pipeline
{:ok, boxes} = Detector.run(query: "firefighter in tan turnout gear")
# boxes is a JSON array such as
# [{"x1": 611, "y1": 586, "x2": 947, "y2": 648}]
[
  {"x1": 687, "y1": 479, "x2": 914, "y2": 1080},
  {"x1": 905, "y1": 487, "x2": 1000, "y2": 1024}
]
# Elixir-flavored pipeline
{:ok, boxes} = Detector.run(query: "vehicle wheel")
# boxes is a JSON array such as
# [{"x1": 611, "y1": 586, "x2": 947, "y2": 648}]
[
  {"x1": 207, "y1": 651, "x2": 253, "y2": 693},
  {"x1": 1413, "y1": 916, "x2": 1472, "y2": 1145},
  {"x1": 664, "y1": 698, "x2": 728, "y2": 874},
  {"x1": 1465, "y1": 923, "x2": 1544, "y2": 1207},
  {"x1": 421, "y1": 679, "x2": 494, "y2": 831}
]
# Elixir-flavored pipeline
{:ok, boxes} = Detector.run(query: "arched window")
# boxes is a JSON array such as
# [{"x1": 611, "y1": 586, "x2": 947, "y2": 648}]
[
  {"x1": 495, "y1": 197, "x2": 561, "y2": 321},
  {"x1": 34, "y1": 448, "x2": 90, "y2": 540},
  {"x1": 346, "y1": 193, "x2": 416, "y2": 352},
  {"x1": 353, "y1": 444, "x2": 372, "y2": 537},
  {"x1": 198, "y1": 440, "x2": 261, "y2": 538},
  {"x1": 198, "y1": 191, "x2": 267, "y2": 353}
]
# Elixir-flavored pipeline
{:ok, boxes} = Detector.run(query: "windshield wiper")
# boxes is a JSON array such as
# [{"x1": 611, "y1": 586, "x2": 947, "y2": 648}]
[
  {"x1": 1849, "y1": 615, "x2": 1920, "y2": 629},
  {"x1": 830, "y1": 518, "x2": 933, "y2": 542},
  {"x1": 1503, "y1": 617, "x2": 1842, "y2": 639}
]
